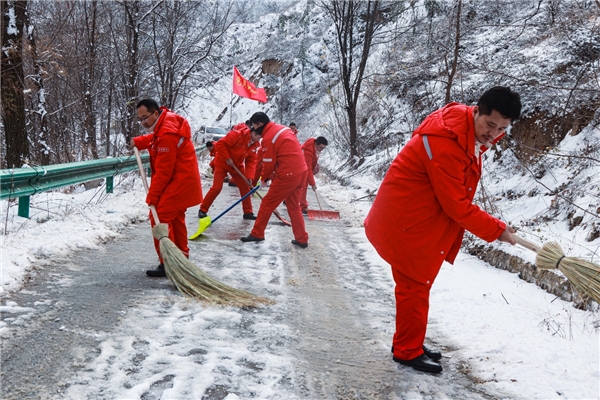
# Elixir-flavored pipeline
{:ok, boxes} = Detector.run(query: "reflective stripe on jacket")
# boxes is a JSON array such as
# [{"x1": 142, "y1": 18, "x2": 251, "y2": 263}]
[{"x1": 258, "y1": 121, "x2": 307, "y2": 181}]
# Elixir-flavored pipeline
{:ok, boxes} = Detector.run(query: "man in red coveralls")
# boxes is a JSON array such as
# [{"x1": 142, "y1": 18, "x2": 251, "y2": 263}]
[
  {"x1": 240, "y1": 112, "x2": 309, "y2": 248},
  {"x1": 197, "y1": 121, "x2": 261, "y2": 220},
  {"x1": 300, "y1": 136, "x2": 328, "y2": 214},
  {"x1": 364, "y1": 87, "x2": 521, "y2": 373},
  {"x1": 131, "y1": 99, "x2": 202, "y2": 278}
]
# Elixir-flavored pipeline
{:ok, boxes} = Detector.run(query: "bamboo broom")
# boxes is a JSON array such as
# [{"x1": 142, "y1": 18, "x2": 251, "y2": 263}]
[
  {"x1": 134, "y1": 147, "x2": 273, "y2": 307},
  {"x1": 514, "y1": 234, "x2": 600, "y2": 304}
]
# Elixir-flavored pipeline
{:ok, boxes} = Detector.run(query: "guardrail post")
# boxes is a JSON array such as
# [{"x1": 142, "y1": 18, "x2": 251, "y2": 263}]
[
  {"x1": 106, "y1": 176, "x2": 113, "y2": 193},
  {"x1": 18, "y1": 196, "x2": 30, "y2": 218}
]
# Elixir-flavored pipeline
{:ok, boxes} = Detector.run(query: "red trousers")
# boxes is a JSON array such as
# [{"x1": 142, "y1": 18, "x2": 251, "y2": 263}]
[
  {"x1": 200, "y1": 165, "x2": 253, "y2": 215},
  {"x1": 149, "y1": 207, "x2": 189, "y2": 264},
  {"x1": 251, "y1": 171, "x2": 308, "y2": 243},
  {"x1": 390, "y1": 266, "x2": 432, "y2": 360},
  {"x1": 299, "y1": 184, "x2": 309, "y2": 212}
]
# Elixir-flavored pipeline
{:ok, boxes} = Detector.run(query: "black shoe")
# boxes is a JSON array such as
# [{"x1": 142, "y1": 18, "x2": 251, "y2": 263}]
[
  {"x1": 391, "y1": 345, "x2": 442, "y2": 362},
  {"x1": 146, "y1": 263, "x2": 166, "y2": 278},
  {"x1": 243, "y1": 213, "x2": 257, "y2": 220},
  {"x1": 393, "y1": 354, "x2": 442, "y2": 373},
  {"x1": 240, "y1": 235, "x2": 264, "y2": 242},
  {"x1": 291, "y1": 240, "x2": 308, "y2": 248},
  {"x1": 422, "y1": 345, "x2": 442, "y2": 361},
  {"x1": 302, "y1": 209, "x2": 308, "y2": 215},
  {"x1": 228, "y1": 181, "x2": 237, "y2": 187},
  {"x1": 198, "y1": 210, "x2": 208, "y2": 219}
]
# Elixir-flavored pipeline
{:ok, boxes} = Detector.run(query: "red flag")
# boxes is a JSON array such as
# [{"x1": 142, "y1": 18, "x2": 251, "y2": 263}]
[{"x1": 232, "y1": 66, "x2": 268, "y2": 103}]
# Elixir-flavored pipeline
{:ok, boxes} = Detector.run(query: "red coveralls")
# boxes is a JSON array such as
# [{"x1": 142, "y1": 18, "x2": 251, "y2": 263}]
[
  {"x1": 364, "y1": 103, "x2": 506, "y2": 361},
  {"x1": 250, "y1": 122, "x2": 308, "y2": 243},
  {"x1": 299, "y1": 137, "x2": 319, "y2": 212},
  {"x1": 133, "y1": 107, "x2": 202, "y2": 263},
  {"x1": 199, "y1": 123, "x2": 259, "y2": 215}
]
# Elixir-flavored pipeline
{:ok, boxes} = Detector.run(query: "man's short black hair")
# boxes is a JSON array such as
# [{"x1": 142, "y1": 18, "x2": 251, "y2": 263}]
[
  {"x1": 477, "y1": 86, "x2": 521, "y2": 121},
  {"x1": 136, "y1": 98, "x2": 160, "y2": 113},
  {"x1": 250, "y1": 112, "x2": 270, "y2": 125},
  {"x1": 316, "y1": 136, "x2": 328, "y2": 146},
  {"x1": 290, "y1": 122, "x2": 297, "y2": 127}
]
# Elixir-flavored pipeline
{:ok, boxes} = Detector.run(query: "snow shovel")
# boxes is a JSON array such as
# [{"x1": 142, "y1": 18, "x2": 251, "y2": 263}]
[
  {"x1": 189, "y1": 185, "x2": 260, "y2": 239},
  {"x1": 230, "y1": 164, "x2": 292, "y2": 227},
  {"x1": 307, "y1": 188, "x2": 340, "y2": 220}
]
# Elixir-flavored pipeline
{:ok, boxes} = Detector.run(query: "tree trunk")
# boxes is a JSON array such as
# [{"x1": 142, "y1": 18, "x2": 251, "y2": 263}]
[
  {"x1": 122, "y1": 1, "x2": 141, "y2": 146},
  {"x1": 82, "y1": 0, "x2": 99, "y2": 159},
  {"x1": 1, "y1": 0, "x2": 29, "y2": 168},
  {"x1": 444, "y1": 0, "x2": 462, "y2": 104},
  {"x1": 24, "y1": 0, "x2": 50, "y2": 165}
]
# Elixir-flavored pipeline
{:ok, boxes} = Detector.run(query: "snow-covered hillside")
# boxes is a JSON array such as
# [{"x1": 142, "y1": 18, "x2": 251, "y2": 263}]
[{"x1": 187, "y1": 0, "x2": 600, "y2": 308}]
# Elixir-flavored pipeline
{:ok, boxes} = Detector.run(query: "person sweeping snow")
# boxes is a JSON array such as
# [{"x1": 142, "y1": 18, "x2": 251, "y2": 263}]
[
  {"x1": 299, "y1": 136, "x2": 328, "y2": 215},
  {"x1": 240, "y1": 112, "x2": 309, "y2": 248},
  {"x1": 197, "y1": 121, "x2": 261, "y2": 221},
  {"x1": 364, "y1": 87, "x2": 522, "y2": 373},
  {"x1": 130, "y1": 99, "x2": 202, "y2": 278}
]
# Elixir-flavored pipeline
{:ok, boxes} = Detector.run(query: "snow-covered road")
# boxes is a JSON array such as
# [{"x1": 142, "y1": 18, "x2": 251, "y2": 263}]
[{"x1": 1, "y1": 181, "x2": 597, "y2": 399}]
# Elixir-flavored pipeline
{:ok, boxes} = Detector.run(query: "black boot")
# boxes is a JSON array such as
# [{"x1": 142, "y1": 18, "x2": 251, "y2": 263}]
[
  {"x1": 146, "y1": 263, "x2": 166, "y2": 277},
  {"x1": 243, "y1": 213, "x2": 257, "y2": 220},
  {"x1": 198, "y1": 210, "x2": 208, "y2": 219}
]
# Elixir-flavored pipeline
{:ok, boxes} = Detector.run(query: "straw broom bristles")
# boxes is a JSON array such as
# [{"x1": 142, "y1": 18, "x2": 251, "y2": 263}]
[
  {"x1": 153, "y1": 223, "x2": 273, "y2": 307},
  {"x1": 534, "y1": 241, "x2": 600, "y2": 304},
  {"x1": 515, "y1": 235, "x2": 600, "y2": 304},
  {"x1": 134, "y1": 147, "x2": 272, "y2": 308}
]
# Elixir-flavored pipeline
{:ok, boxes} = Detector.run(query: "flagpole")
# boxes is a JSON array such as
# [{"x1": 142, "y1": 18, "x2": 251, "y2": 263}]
[{"x1": 229, "y1": 92, "x2": 233, "y2": 128}]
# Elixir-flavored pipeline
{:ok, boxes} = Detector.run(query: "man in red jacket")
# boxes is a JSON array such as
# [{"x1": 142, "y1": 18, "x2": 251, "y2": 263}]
[
  {"x1": 240, "y1": 112, "x2": 309, "y2": 248},
  {"x1": 364, "y1": 87, "x2": 521, "y2": 373},
  {"x1": 197, "y1": 121, "x2": 261, "y2": 220},
  {"x1": 131, "y1": 99, "x2": 202, "y2": 278},
  {"x1": 300, "y1": 136, "x2": 328, "y2": 214}
]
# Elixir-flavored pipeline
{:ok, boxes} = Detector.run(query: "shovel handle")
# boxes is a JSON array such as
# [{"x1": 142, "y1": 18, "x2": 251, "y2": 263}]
[
  {"x1": 312, "y1": 187, "x2": 324, "y2": 211},
  {"x1": 513, "y1": 234, "x2": 542, "y2": 253},
  {"x1": 134, "y1": 146, "x2": 161, "y2": 224}
]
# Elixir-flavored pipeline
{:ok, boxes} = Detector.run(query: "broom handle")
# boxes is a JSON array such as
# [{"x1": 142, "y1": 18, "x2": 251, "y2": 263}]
[
  {"x1": 513, "y1": 234, "x2": 542, "y2": 253},
  {"x1": 133, "y1": 146, "x2": 161, "y2": 224},
  {"x1": 312, "y1": 187, "x2": 324, "y2": 211}
]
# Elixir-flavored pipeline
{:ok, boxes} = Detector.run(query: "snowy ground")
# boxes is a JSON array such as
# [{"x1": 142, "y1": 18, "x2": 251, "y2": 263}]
[{"x1": 1, "y1": 154, "x2": 599, "y2": 399}]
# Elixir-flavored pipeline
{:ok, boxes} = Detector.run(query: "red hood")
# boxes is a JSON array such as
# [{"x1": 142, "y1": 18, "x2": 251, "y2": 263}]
[
  {"x1": 154, "y1": 106, "x2": 191, "y2": 139},
  {"x1": 413, "y1": 102, "x2": 503, "y2": 156}
]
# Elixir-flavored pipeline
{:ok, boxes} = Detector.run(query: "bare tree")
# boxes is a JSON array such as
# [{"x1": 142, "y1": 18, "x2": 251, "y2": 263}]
[
  {"x1": 1, "y1": 0, "x2": 29, "y2": 168},
  {"x1": 320, "y1": 0, "x2": 393, "y2": 162},
  {"x1": 148, "y1": 0, "x2": 235, "y2": 109}
]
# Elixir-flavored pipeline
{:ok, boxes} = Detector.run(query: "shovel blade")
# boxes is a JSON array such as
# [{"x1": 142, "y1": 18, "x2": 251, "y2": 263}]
[
  {"x1": 189, "y1": 216, "x2": 212, "y2": 239},
  {"x1": 307, "y1": 209, "x2": 340, "y2": 221}
]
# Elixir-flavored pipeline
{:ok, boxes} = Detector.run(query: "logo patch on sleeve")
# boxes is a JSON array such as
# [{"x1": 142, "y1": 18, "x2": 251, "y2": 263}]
[{"x1": 158, "y1": 147, "x2": 170, "y2": 152}]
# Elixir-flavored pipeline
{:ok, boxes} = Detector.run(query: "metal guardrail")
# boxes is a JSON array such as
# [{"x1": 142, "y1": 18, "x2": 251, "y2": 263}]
[
  {"x1": 0, "y1": 144, "x2": 207, "y2": 218},
  {"x1": 0, "y1": 153, "x2": 149, "y2": 218}
]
